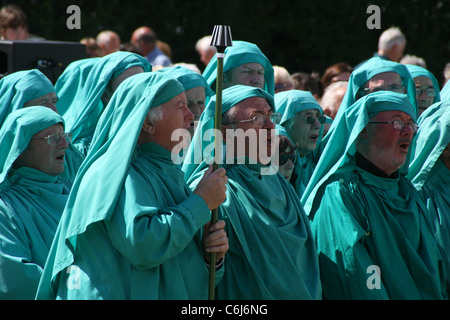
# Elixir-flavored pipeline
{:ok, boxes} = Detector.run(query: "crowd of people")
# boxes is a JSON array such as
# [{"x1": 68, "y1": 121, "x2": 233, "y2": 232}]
[{"x1": 0, "y1": 4, "x2": 449, "y2": 300}]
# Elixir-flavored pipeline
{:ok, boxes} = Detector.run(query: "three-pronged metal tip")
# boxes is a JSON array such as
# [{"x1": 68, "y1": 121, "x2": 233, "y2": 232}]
[{"x1": 210, "y1": 25, "x2": 233, "y2": 53}]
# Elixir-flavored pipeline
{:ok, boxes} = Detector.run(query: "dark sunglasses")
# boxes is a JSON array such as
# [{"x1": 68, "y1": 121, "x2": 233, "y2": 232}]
[
  {"x1": 301, "y1": 115, "x2": 326, "y2": 125},
  {"x1": 279, "y1": 151, "x2": 296, "y2": 165}
]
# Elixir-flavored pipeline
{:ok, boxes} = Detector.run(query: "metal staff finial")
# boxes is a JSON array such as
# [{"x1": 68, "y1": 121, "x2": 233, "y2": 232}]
[{"x1": 208, "y1": 24, "x2": 232, "y2": 301}]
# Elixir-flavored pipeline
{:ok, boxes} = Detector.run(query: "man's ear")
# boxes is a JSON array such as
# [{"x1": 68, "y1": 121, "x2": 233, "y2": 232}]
[{"x1": 142, "y1": 116, "x2": 155, "y2": 135}]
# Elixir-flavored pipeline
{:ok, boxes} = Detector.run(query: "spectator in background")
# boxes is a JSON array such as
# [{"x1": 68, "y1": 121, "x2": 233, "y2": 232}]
[
  {"x1": 320, "y1": 80, "x2": 348, "y2": 119},
  {"x1": 131, "y1": 26, "x2": 172, "y2": 68},
  {"x1": 0, "y1": 4, "x2": 44, "y2": 41},
  {"x1": 80, "y1": 37, "x2": 102, "y2": 58},
  {"x1": 375, "y1": 26, "x2": 406, "y2": 62},
  {"x1": 291, "y1": 72, "x2": 323, "y2": 100},
  {"x1": 96, "y1": 30, "x2": 121, "y2": 56},
  {"x1": 195, "y1": 35, "x2": 216, "y2": 68},
  {"x1": 400, "y1": 54, "x2": 427, "y2": 69},
  {"x1": 321, "y1": 62, "x2": 352, "y2": 89},
  {"x1": 273, "y1": 65, "x2": 294, "y2": 93}
]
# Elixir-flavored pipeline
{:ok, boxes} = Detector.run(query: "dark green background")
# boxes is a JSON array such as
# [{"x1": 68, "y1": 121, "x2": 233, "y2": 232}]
[{"x1": 3, "y1": 0, "x2": 449, "y2": 87}]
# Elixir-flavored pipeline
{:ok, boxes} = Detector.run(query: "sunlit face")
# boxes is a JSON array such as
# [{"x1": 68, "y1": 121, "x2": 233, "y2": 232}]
[
  {"x1": 147, "y1": 92, "x2": 194, "y2": 152},
  {"x1": 13, "y1": 123, "x2": 69, "y2": 176},
  {"x1": 366, "y1": 72, "x2": 403, "y2": 92},
  {"x1": 24, "y1": 92, "x2": 59, "y2": 113},
  {"x1": 286, "y1": 109, "x2": 322, "y2": 157},
  {"x1": 185, "y1": 86, "x2": 206, "y2": 136},
  {"x1": 225, "y1": 62, "x2": 265, "y2": 89},
  {"x1": 223, "y1": 97, "x2": 275, "y2": 164},
  {"x1": 357, "y1": 111, "x2": 415, "y2": 176},
  {"x1": 414, "y1": 76, "x2": 435, "y2": 115}
]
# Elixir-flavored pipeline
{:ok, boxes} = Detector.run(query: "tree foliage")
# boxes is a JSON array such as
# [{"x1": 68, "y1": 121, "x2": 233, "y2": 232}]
[{"x1": 4, "y1": 0, "x2": 449, "y2": 86}]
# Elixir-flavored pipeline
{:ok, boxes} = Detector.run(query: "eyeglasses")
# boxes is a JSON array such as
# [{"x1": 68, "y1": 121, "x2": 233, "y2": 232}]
[
  {"x1": 300, "y1": 115, "x2": 326, "y2": 125},
  {"x1": 279, "y1": 151, "x2": 297, "y2": 165},
  {"x1": 368, "y1": 120, "x2": 418, "y2": 133},
  {"x1": 32, "y1": 132, "x2": 73, "y2": 146},
  {"x1": 415, "y1": 86, "x2": 436, "y2": 98},
  {"x1": 359, "y1": 84, "x2": 406, "y2": 97},
  {"x1": 224, "y1": 112, "x2": 282, "y2": 127}
]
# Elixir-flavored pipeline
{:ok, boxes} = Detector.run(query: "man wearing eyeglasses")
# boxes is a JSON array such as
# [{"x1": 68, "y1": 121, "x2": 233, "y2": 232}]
[
  {"x1": 405, "y1": 64, "x2": 441, "y2": 116},
  {"x1": 275, "y1": 90, "x2": 325, "y2": 197},
  {"x1": 0, "y1": 69, "x2": 84, "y2": 186},
  {"x1": 302, "y1": 91, "x2": 446, "y2": 299},
  {"x1": 183, "y1": 85, "x2": 322, "y2": 300},
  {"x1": 0, "y1": 106, "x2": 71, "y2": 299}
]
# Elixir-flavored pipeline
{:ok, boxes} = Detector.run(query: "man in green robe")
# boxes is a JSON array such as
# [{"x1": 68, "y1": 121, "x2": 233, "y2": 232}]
[
  {"x1": 275, "y1": 90, "x2": 324, "y2": 197},
  {"x1": 157, "y1": 65, "x2": 214, "y2": 137},
  {"x1": 303, "y1": 91, "x2": 447, "y2": 299},
  {"x1": 55, "y1": 51, "x2": 151, "y2": 155},
  {"x1": 36, "y1": 72, "x2": 228, "y2": 300},
  {"x1": 0, "y1": 106, "x2": 71, "y2": 299},
  {"x1": 408, "y1": 101, "x2": 450, "y2": 289},
  {"x1": 322, "y1": 57, "x2": 417, "y2": 143},
  {"x1": 0, "y1": 69, "x2": 84, "y2": 185},
  {"x1": 405, "y1": 64, "x2": 441, "y2": 116},
  {"x1": 202, "y1": 40, "x2": 275, "y2": 96},
  {"x1": 182, "y1": 85, "x2": 322, "y2": 299}
]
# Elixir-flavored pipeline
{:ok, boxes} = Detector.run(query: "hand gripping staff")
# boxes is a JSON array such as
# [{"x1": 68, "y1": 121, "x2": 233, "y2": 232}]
[{"x1": 208, "y1": 25, "x2": 232, "y2": 300}]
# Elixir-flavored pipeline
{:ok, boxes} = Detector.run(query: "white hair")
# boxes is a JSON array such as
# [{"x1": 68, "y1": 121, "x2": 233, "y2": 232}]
[
  {"x1": 195, "y1": 35, "x2": 213, "y2": 51},
  {"x1": 146, "y1": 104, "x2": 164, "y2": 124},
  {"x1": 400, "y1": 54, "x2": 427, "y2": 69},
  {"x1": 378, "y1": 27, "x2": 406, "y2": 51}
]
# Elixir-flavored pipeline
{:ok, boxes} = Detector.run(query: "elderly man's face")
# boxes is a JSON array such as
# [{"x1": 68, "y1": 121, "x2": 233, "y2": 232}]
[
  {"x1": 223, "y1": 96, "x2": 276, "y2": 164},
  {"x1": 185, "y1": 86, "x2": 206, "y2": 136},
  {"x1": 414, "y1": 76, "x2": 435, "y2": 115},
  {"x1": 286, "y1": 109, "x2": 322, "y2": 157},
  {"x1": 24, "y1": 92, "x2": 59, "y2": 113},
  {"x1": 13, "y1": 123, "x2": 69, "y2": 176},
  {"x1": 225, "y1": 63, "x2": 265, "y2": 89},
  {"x1": 145, "y1": 92, "x2": 194, "y2": 152},
  {"x1": 358, "y1": 110, "x2": 415, "y2": 176}
]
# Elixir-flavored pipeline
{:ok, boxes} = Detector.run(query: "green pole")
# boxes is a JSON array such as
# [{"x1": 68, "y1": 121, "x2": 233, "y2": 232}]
[{"x1": 208, "y1": 25, "x2": 232, "y2": 301}]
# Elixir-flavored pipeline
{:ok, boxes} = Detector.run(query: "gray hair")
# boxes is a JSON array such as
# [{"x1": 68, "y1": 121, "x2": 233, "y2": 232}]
[
  {"x1": 146, "y1": 104, "x2": 164, "y2": 124},
  {"x1": 378, "y1": 27, "x2": 406, "y2": 51}
]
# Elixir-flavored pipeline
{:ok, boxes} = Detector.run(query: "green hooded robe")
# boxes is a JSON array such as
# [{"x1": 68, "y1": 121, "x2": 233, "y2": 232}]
[
  {"x1": 0, "y1": 69, "x2": 84, "y2": 185},
  {"x1": 182, "y1": 85, "x2": 322, "y2": 300},
  {"x1": 303, "y1": 91, "x2": 447, "y2": 299},
  {"x1": 0, "y1": 107, "x2": 70, "y2": 299},
  {"x1": 274, "y1": 90, "x2": 324, "y2": 198},
  {"x1": 36, "y1": 72, "x2": 216, "y2": 300},
  {"x1": 56, "y1": 52, "x2": 151, "y2": 155},
  {"x1": 408, "y1": 101, "x2": 450, "y2": 286},
  {"x1": 202, "y1": 40, "x2": 275, "y2": 96}
]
